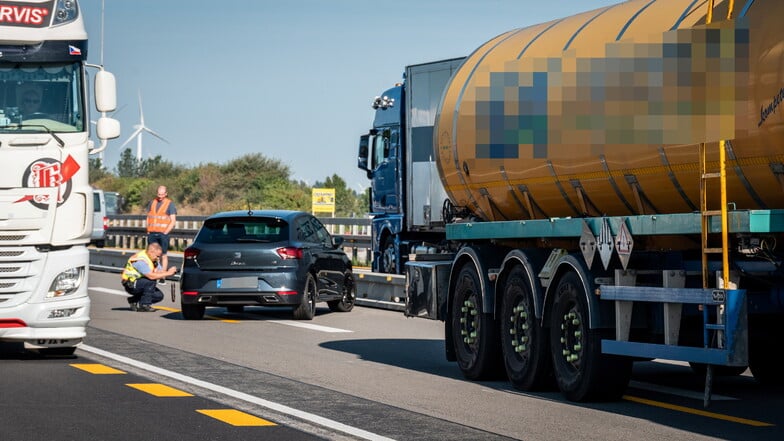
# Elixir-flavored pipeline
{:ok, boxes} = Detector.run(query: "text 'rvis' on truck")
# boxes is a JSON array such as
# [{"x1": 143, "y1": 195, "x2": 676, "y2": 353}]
[
  {"x1": 0, "y1": 0, "x2": 120, "y2": 355},
  {"x1": 358, "y1": 0, "x2": 784, "y2": 404}
]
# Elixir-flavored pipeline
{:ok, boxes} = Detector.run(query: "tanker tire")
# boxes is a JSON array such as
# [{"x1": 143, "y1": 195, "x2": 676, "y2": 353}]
[
  {"x1": 451, "y1": 264, "x2": 502, "y2": 380},
  {"x1": 501, "y1": 266, "x2": 554, "y2": 391},
  {"x1": 549, "y1": 271, "x2": 631, "y2": 402}
]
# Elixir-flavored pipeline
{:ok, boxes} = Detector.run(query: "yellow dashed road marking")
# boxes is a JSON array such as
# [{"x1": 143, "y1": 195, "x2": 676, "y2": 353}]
[
  {"x1": 623, "y1": 395, "x2": 774, "y2": 427},
  {"x1": 71, "y1": 363, "x2": 126, "y2": 374},
  {"x1": 197, "y1": 409, "x2": 277, "y2": 426},
  {"x1": 126, "y1": 383, "x2": 194, "y2": 397}
]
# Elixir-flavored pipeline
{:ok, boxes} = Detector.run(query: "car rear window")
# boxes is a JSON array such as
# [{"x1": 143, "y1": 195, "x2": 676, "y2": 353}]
[{"x1": 196, "y1": 217, "x2": 289, "y2": 244}]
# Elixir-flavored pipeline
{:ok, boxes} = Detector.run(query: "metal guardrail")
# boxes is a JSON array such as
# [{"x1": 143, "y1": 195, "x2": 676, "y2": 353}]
[{"x1": 104, "y1": 215, "x2": 373, "y2": 266}]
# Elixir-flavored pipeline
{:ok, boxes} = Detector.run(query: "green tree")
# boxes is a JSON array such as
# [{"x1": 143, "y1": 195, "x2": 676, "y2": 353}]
[
  {"x1": 88, "y1": 157, "x2": 112, "y2": 184},
  {"x1": 116, "y1": 148, "x2": 141, "y2": 178}
]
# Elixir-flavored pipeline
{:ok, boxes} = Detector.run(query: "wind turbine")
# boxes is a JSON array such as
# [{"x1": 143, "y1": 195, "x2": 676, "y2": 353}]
[{"x1": 119, "y1": 91, "x2": 169, "y2": 160}]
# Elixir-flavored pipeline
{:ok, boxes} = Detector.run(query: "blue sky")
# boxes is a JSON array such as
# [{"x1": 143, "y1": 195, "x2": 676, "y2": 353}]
[{"x1": 80, "y1": 0, "x2": 621, "y2": 191}]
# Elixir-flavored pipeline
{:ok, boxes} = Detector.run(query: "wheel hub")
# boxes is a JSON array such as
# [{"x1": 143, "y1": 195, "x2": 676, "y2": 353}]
[
  {"x1": 459, "y1": 299, "x2": 480, "y2": 347},
  {"x1": 509, "y1": 300, "x2": 531, "y2": 356},
  {"x1": 558, "y1": 308, "x2": 584, "y2": 367}
]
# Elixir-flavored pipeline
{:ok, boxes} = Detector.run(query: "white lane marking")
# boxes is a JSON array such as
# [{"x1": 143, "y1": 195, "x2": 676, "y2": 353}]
[
  {"x1": 267, "y1": 320, "x2": 353, "y2": 333},
  {"x1": 628, "y1": 381, "x2": 738, "y2": 401},
  {"x1": 79, "y1": 345, "x2": 394, "y2": 441},
  {"x1": 90, "y1": 287, "x2": 129, "y2": 297}
]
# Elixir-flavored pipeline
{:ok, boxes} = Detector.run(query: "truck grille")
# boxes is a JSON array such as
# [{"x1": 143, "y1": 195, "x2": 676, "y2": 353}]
[{"x1": 0, "y1": 235, "x2": 26, "y2": 241}]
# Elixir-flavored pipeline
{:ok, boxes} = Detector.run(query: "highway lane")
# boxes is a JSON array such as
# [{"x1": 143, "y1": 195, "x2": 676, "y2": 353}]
[{"x1": 4, "y1": 269, "x2": 782, "y2": 440}]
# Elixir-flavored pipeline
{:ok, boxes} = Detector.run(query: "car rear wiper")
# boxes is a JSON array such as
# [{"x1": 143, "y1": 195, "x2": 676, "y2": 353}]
[{"x1": 235, "y1": 238, "x2": 270, "y2": 243}]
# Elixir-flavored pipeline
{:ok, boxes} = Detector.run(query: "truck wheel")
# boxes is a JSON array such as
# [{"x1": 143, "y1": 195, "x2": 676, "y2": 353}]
[
  {"x1": 501, "y1": 266, "x2": 553, "y2": 391},
  {"x1": 328, "y1": 274, "x2": 355, "y2": 312},
  {"x1": 181, "y1": 303, "x2": 205, "y2": 320},
  {"x1": 381, "y1": 236, "x2": 397, "y2": 274},
  {"x1": 549, "y1": 271, "x2": 631, "y2": 401},
  {"x1": 293, "y1": 274, "x2": 317, "y2": 320},
  {"x1": 451, "y1": 264, "x2": 502, "y2": 380}
]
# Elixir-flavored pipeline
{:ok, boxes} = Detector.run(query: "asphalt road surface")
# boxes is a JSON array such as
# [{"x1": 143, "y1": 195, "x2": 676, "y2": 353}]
[{"x1": 2, "y1": 269, "x2": 783, "y2": 440}]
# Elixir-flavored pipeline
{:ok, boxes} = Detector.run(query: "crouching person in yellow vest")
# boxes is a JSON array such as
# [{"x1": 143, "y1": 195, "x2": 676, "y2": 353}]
[{"x1": 121, "y1": 242, "x2": 177, "y2": 312}]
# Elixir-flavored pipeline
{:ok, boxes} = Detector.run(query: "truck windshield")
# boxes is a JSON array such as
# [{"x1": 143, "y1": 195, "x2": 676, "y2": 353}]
[{"x1": 0, "y1": 62, "x2": 84, "y2": 133}]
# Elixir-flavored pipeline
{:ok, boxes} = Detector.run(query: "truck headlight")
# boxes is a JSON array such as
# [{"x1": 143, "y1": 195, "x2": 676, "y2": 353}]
[
  {"x1": 47, "y1": 267, "x2": 84, "y2": 298},
  {"x1": 53, "y1": 0, "x2": 79, "y2": 26}
]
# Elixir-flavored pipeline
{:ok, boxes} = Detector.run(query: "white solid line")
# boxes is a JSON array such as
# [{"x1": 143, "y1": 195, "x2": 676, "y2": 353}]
[
  {"x1": 628, "y1": 380, "x2": 738, "y2": 401},
  {"x1": 89, "y1": 287, "x2": 129, "y2": 296},
  {"x1": 267, "y1": 320, "x2": 353, "y2": 333},
  {"x1": 78, "y1": 344, "x2": 394, "y2": 441}
]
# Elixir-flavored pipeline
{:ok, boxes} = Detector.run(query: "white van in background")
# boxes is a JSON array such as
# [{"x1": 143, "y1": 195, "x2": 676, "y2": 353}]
[{"x1": 91, "y1": 189, "x2": 107, "y2": 248}]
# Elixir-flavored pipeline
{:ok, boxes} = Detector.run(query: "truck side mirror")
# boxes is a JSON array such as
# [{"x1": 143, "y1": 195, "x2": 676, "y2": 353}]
[
  {"x1": 96, "y1": 116, "x2": 120, "y2": 140},
  {"x1": 94, "y1": 70, "x2": 117, "y2": 112},
  {"x1": 357, "y1": 134, "x2": 370, "y2": 171}
]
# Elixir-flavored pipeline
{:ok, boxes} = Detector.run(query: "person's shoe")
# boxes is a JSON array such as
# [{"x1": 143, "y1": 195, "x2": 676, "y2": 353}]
[
  {"x1": 129, "y1": 302, "x2": 139, "y2": 312},
  {"x1": 137, "y1": 304, "x2": 156, "y2": 312},
  {"x1": 157, "y1": 279, "x2": 166, "y2": 286}
]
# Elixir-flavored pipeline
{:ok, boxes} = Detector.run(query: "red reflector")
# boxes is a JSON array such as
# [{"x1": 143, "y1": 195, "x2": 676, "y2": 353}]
[
  {"x1": 182, "y1": 291, "x2": 199, "y2": 296},
  {"x1": 276, "y1": 247, "x2": 303, "y2": 260},
  {"x1": 103, "y1": 216, "x2": 109, "y2": 231},
  {"x1": 278, "y1": 290, "x2": 297, "y2": 296},
  {"x1": 0, "y1": 319, "x2": 27, "y2": 328}
]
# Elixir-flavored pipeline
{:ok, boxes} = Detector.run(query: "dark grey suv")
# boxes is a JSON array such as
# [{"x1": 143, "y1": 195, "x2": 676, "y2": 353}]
[{"x1": 180, "y1": 210, "x2": 355, "y2": 320}]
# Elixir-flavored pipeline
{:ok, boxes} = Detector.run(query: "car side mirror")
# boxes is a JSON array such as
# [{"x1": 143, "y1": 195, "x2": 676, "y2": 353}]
[{"x1": 332, "y1": 236, "x2": 344, "y2": 249}]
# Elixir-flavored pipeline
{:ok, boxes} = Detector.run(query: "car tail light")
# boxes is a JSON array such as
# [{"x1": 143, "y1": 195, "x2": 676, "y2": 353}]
[
  {"x1": 102, "y1": 216, "x2": 109, "y2": 231},
  {"x1": 184, "y1": 247, "x2": 200, "y2": 260},
  {"x1": 182, "y1": 291, "x2": 199, "y2": 296},
  {"x1": 276, "y1": 247, "x2": 303, "y2": 260}
]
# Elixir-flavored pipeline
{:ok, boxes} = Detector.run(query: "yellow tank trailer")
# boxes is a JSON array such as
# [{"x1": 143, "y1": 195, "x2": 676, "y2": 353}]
[{"x1": 436, "y1": 0, "x2": 784, "y2": 221}]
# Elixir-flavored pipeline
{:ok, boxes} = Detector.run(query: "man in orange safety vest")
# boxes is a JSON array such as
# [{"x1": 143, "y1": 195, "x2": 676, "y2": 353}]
[{"x1": 146, "y1": 185, "x2": 177, "y2": 282}]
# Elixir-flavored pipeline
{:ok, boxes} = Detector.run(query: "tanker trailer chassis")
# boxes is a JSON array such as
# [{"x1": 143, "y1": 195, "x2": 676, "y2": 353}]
[{"x1": 405, "y1": 210, "x2": 784, "y2": 404}]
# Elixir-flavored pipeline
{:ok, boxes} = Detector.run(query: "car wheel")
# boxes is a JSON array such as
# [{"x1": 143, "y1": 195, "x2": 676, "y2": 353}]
[
  {"x1": 181, "y1": 303, "x2": 205, "y2": 320},
  {"x1": 95, "y1": 240, "x2": 105, "y2": 248},
  {"x1": 227, "y1": 305, "x2": 244, "y2": 314},
  {"x1": 293, "y1": 274, "x2": 317, "y2": 320},
  {"x1": 328, "y1": 274, "x2": 355, "y2": 312}
]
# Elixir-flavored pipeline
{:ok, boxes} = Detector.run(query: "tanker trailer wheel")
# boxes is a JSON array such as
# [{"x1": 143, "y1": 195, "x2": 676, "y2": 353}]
[
  {"x1": 381, "y1": 235, "x2": 397, "y2": 274},
  {"x1": 450, "y1": 264, "x2": 502, "y2": 380},
  {"x1": 549, "y1": 271, "x2": 632, "y2": 401},
  {"x1": 501, "y1": 266, "x2": 553, "y2": 390}
]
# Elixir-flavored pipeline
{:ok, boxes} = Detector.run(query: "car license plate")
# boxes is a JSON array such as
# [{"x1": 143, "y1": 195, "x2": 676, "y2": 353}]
[{"x1": 218, "y1": 276, "x2": 258, "y2": 289}]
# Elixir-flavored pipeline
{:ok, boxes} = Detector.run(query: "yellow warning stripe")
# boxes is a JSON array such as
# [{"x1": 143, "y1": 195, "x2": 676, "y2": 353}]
[
  {"x1": 623, "y1": 395, "x2": 774, "y2": 427},
  {"x1": 154, "y1": 305, "x2": 240, "y2": 323},
  {"x1": 70, "y1": 363, "x2": 126, "y2": 374},
  {"x1": 127, "y1": 383, "x2": 193, "y2": 397},
  {"x1": 197, "y1": 409, "x2": 277, "y2": 426}
]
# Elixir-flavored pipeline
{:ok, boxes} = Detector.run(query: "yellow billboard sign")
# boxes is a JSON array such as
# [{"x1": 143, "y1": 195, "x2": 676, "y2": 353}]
[{"x1": 311, "y1": 188, "x2": 335, "y2": 214}]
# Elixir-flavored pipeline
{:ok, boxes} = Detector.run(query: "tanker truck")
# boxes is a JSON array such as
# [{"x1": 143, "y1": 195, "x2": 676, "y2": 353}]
[{"x1": 357, "y1": 0, "x2": 784, "y2": 403}]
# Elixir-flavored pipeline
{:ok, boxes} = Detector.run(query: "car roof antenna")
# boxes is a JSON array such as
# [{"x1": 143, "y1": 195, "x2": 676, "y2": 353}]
[{"x1": 246, "y1": 199, "x2": 253, "y2": 216}]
